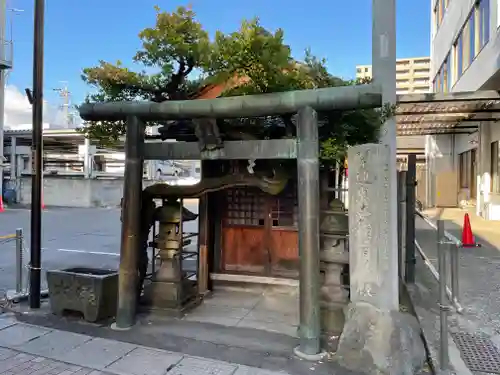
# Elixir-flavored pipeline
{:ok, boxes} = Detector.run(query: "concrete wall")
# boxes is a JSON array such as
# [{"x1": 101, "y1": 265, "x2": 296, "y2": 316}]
[
  {"x1": 425, "y1": 120, "x2": 500, "y2": 220},
  {"x1": 18, "y1": 176, "x2": 157, "y2": 208},
  {"x1": 454, "y1": 132, "x2": 478, "y2": 204},
  {"x1": 425, "y1": 134, "x2": 460, "y2": 207},
  {"x1": 397, "y1": 136, "x2": 425, "y2": 150},
  {"x1": 478, "y1": 120, "x2": 500, "y2": 220}
]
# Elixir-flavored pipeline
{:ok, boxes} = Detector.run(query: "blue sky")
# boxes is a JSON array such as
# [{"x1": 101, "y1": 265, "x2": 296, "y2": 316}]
[{"x1": 6, "y1": 0, "x2": 431, "y2": 108}]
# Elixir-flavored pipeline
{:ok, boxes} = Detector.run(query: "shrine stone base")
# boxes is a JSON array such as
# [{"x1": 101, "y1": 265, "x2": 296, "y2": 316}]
[
  {"x1": 335, "y1": 301, "x2": 425, "y2": 375},
  {"x1": 142, "y1": 280, "x2": 200, "y2": 317}
]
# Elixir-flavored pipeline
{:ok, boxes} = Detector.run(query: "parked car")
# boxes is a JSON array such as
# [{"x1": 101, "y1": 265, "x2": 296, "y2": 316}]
[{"x1": 155, "y1": 161, "x2": 183, "y2": 179}]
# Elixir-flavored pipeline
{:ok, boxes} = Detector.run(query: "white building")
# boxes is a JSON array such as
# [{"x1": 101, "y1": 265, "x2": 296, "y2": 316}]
[
  {"x1": 428, "y1": 0, "x2": 500, "y2": 219},
  {"x1": 356, "y1": 58, "x2": 432, "y2": 157},
  {"x1": 356, "y1": 57, "x2": 431, "y2": 95}
]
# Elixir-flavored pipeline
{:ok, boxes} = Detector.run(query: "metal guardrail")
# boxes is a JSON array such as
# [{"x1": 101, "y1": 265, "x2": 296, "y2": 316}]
[
  {"x1": 0, "y1": 229, "x2": 24, "y2": 294},
  {"x1": 0, "y1": 229, "x2": 50, "y2": 308},
  {"x1": 416, "y1": 212, "x2": 464, "y2": 313},
  {"x1": 415, "y1": 215, "x2": 465, "y2": 372}
]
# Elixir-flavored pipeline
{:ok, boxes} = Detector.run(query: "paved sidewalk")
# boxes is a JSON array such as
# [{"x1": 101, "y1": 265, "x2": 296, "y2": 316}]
[
  {"x1": 0, "y1": 314, "x2": 292, "y2": 375},
  {"x1": 411, "y1": 211, "x2": 500, "y2": 374},
  {"x1": 421, "y1": 207, "x2": 500, "y2": 248}
]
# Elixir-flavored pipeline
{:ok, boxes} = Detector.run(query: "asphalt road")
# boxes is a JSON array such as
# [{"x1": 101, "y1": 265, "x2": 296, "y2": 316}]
[{"x1": 0, "y1": 200, "x2": 199, "y2": 294}]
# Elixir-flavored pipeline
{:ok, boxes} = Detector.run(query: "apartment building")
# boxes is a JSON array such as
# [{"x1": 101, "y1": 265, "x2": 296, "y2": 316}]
[
  {"x1": 356, "y1": 57, "x2": 431, "y2": 94},
  {"x1": 355, "y1": 58, "x2": 431, "y2": 157},
  {"x1": 428, "y1": 0, "x2": 500, "y2": 219}
]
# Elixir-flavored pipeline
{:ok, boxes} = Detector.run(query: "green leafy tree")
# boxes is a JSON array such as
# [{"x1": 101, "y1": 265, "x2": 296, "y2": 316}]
[
  {"x1": 79, "y1": 6, "x2": 385, "y2": 164},
  {"x1": 79, "y1": 5, "x2": 211, "y2": 144}
]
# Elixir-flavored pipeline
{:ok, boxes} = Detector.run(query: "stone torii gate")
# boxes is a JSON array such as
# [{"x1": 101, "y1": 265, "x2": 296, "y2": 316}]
[{"x1": 79, "y1": 0, "x2": 424, "y2": 373}]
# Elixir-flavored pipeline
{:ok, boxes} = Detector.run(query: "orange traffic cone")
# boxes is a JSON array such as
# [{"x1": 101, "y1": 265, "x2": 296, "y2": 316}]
[{"x1": 461, "y1": 213, "x2": 478, "y2": 247}]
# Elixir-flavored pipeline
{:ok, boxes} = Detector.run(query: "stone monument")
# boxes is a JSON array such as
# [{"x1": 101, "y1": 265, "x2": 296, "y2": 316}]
[{"x1": 335, "y1": 144, "x2": 425, "y2": 375}]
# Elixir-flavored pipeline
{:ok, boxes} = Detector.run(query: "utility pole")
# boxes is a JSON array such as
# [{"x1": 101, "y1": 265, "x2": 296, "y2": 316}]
[
  {"x1": 0, "y1": 0, "x2": 14, "y2": 211},
  {"x1": 28, "y1": 0, "x2": 45, "y2": 309},
  {"x1": 53, "y1": 82, "x2": 72, "y2": 127}
]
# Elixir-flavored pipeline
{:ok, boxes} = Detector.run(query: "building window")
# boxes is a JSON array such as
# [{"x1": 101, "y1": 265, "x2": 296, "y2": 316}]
[
  {"x1": 497, "y1": 0, "x2": 500, "y2": 28},
  {"x1": 462, "y1": 19, "x2": 472, "y2": 71},
  {"x1": 434, "y1": 0, "x2": 451, "y2": 29},
  {"x1": 357, "y1": 68, "x2": 362, "y2": 73},
  {"x1": 448, "y1": 1, "x2": 490, "y2": 86},
  {"x1": 449, "y1": 47, "x2": 454, "y2": 86},
  {"x1": 468, "y1": 11, "x2": 476, "y2": 63},
  {"x1": 270, "y1": 183, "x2": 298, "y2": 227},
  {"x1": 478, "y1": 0, "x2": 490, "y2": 49},
  {"x1": 491, "y1": 141, "x2": 499, "y2": 193},
  {"x1": 434, "y1": 72, "x2": 441, "y2": 92},
  {"x1": 455, "y1": 34, "x2": 463, "y2": 78},
  {"x1": 414, "y1": 78, "x2": 429, "y2": 84},
  {"x1": 443, "y1": 55, "x2": 450, "y2": 92},
  {"x1": 414, "y1": 68, "x2": 429, "y2": 74},
  {"x1": 225, "y1": 188, "x2": 266, "y2": 226},
  {"x1": 459, "y1": 150, "x2": 474, "y2": 189}
]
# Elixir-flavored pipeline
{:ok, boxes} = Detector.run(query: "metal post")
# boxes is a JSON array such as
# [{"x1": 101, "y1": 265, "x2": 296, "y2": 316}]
[
  {"x1": 10, "y1": 136, "x2": 17, "y2": 201},
  {"x1": 294, "y1": 106, "x2": 323, "y2": 359},
  {"x1": 397, "y1": 171, "x2": 406, "y2": 279},
  {"x1": 15, "y1": 228, "x2": 23, "y2": 293},
  {"x1": 334, "y1": 162, "x2": 340, "y2": 200},
  {"x1": 114, "y1": 116, "x2": 144, "y2": 330},
  {"x1": 405, "y1": 154, "x2": 417, "y2": 283},
  {"x1": 151, "y1": 221, "x2": 156, "y2": 278},
  {"x1": 437, "y1": 220, "x2": 450, "y2": 370},
  {"x1": 450, "y1": 244, "x2": 460, "y2": 307},
  {"x1": 0, "y1": 0, "x2": 8, "y2": 209},
  {"x1": 29, "y1": 0, "x2": 45, "y2": 309},
  {"x1": 83, "y1": 138, "x2": 91, "y2": 178}
]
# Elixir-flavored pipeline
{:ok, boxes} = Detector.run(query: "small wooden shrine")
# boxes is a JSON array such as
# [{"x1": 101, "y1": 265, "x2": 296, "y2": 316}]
[{"x1": 78, "y1": 82, "x2": 383, "y2": 358}]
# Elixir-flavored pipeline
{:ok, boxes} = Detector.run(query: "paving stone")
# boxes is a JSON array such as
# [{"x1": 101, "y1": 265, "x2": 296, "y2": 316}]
[
  {"x1": 0, "y1": 353, "x2": 37, "y2": 373},
  {"x1": 233, "y1": 366, "x2": 290, "y2": 375},
  {"x1": 106, "y1": 347, "x2": 183, "y2": 375},
  {"x1": 183, "y1": 315, "x2": 241, "y2": 327},
  {"x1": 244, "y1": 309, "x2": 298, "y2": 325},
  {"x1": 0, "y1": 347, "x2": 18, "y2": 361},
  {"x1": 204, "y1": 292, "x2": 261, "y2": 309},
  {"x1": 55, "y1": 338, "x2": 136, "y2": 369},
  {"x1": 0, "y1": 354, "x2": 97, "y2": 375},
  {"x1": 0, "y1": 324, "x2": 51, "y2": 347},
  {"x1": 20, "y1": 330, "x2": 93, "y2": 358},
  {"x1": 236, "y1": 319, "x2": 297, "y2": 337},
  {"x1": 169, "y1": 357, "x2": 237, "y2": 375},
  {"x1": 0, "y1": 317, "x2": 17, "y2": 331},
  {"x1": 73, "y1": 369, "x2": 95, "y2": 375}
]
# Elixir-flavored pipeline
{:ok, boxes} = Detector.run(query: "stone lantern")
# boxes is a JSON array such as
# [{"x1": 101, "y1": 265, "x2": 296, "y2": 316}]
[
  {"x1": 319, "y1": 198, "x2": 349, "y2": 344},
  {"x1": 143, "y1": 198, "x2": 199, "y2": 314}
]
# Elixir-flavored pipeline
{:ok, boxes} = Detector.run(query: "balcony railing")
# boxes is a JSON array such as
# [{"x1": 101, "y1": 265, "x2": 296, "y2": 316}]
[{"x1": 0, "y1": 39, "x2": 13, "y2": 69}]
